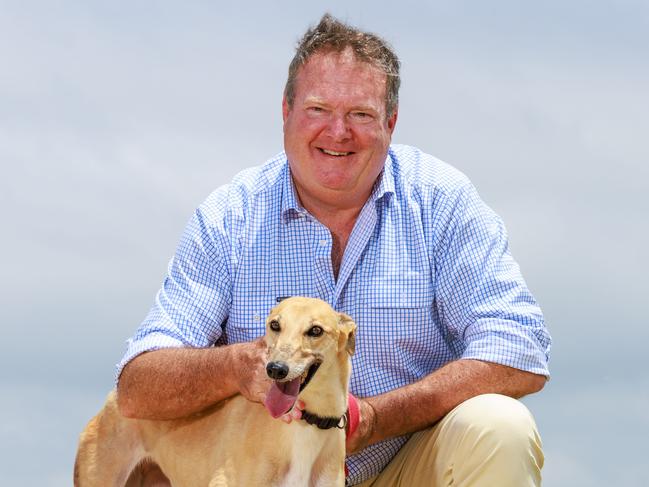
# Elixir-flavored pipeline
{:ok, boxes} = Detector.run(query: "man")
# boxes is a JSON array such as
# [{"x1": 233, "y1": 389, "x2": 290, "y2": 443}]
[{"x1": 117, "y1": 14, "x2": 551, "y2": 486}]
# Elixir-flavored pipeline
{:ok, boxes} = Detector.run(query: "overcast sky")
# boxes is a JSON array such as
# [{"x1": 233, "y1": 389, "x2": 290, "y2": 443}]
[{"x1": 1, "y1": 1, "x2": 647, "y2": 485}]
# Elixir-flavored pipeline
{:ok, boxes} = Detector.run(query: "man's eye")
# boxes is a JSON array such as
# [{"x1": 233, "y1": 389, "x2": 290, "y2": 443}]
[
  {"x1": 351, "y1": 111, "x2": 372, "y2": 120},
  {"x1": 307, "y1": 325, "x2": 323, "y2": 337},
  {"x1": 269, "y1": 320, "x2": 281, "y2": 332}
]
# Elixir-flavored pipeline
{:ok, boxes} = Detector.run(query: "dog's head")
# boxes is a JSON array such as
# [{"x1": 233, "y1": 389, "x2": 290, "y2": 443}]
[{"x1": 262, "y1": 296, "x2": 356, "y2": 418}]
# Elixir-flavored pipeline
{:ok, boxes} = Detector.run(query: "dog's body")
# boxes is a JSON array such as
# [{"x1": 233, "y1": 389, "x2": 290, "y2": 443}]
[{"x1": 75, "y1": 297, "x2": 356, "y2": 486}]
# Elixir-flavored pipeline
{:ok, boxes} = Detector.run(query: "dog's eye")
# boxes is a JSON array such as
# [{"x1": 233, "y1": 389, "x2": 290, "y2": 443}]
[
  {"x1": 307, "y1": 325, "x2": 323, "y2": 337},
  {"x1": 269, "y1": 320, "x2": 281, "y2": 332}
]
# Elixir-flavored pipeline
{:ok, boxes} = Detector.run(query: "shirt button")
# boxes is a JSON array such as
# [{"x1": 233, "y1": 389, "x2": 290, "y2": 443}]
[
  {"x1": 319, "y1": 239, "x2": 327, "y2": 246},
  {"x1": 253, "y1": 315, "x2": 261, "y2": 322}
]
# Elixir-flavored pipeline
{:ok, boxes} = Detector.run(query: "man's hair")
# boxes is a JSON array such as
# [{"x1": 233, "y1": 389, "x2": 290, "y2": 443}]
[{"x1": 284, "y1": 13, "x2": 401, "y2": 118}]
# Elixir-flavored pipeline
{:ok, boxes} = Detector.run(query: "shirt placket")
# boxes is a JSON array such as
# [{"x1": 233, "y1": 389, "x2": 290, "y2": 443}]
[
  {"x1": 333, "y1": 199, "x2": 378, "y2": 308},
  {"x1": 312, "y1": 221, "x2": 335, "y2": 304}
]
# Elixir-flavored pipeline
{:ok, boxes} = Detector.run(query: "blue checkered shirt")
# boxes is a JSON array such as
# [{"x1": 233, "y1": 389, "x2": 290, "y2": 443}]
[{"x1": 117, "y1": 144, "x2": 551, "y2": 485}]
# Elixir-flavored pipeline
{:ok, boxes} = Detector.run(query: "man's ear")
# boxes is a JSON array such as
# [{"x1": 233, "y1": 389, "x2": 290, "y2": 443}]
[
  {"x1": 337, "y1": 313, "x2": 357, "y2": 356},
  {"x1": 387, "y1": 106, "x2": 398, "y2": 134},
  {"x1": 282, "y1": 95, "x2": 290, "y2": 123}
]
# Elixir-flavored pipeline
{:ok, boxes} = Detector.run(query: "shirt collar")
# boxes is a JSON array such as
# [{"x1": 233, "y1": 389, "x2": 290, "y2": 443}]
[
  {"x1": 280, "y1": 156, "x2": 305, "y2": 222},
  {"x1": 370, "y1": 150, "x2": 396, "y2": 205},
  {"x1": 280, "y1": 149, "x2": 396, "y2": 222}
]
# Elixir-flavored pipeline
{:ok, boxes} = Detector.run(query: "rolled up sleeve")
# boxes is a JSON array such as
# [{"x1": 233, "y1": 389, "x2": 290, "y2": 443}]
[
  {"x1": 115, "y1": 198, "x2": 233, "y2": 381},
  {"x1": 434, "y1": 181, "x2": 551, "y2": 377}
]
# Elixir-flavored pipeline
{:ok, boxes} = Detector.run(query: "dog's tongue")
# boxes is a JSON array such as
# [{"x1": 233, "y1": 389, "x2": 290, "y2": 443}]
[{"x1": 264, "y1": 377, "x2": 301, "y2": 418}]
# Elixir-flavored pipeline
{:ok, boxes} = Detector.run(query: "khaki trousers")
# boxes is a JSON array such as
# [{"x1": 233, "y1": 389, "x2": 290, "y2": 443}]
[{"x1": 355, "y1": 394, "x2": 544, "y2": 487}]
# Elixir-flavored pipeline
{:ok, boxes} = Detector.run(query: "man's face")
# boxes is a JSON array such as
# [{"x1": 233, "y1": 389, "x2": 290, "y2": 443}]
[{"x1": 282, "y1": 49, "x2": 397, "y2": 212}]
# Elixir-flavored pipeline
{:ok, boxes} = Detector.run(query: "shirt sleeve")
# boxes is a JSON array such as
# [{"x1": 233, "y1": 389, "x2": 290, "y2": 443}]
[
  {"x1": 115, "y1": 200, "x2": 233, "y2": 381},
  {"x1": 433, "y1": 181, "x2": 551, "y2": 377}
]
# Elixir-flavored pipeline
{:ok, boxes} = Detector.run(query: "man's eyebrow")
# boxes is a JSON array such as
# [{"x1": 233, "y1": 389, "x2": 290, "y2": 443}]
[
  {"x1": 303, "y1": 96, "x2": 327, "y2": 105},
  {"x1": 302, "y1": 97, "x2": 379, "y2": 113},
  {"x1": 350, "y1": 105, "x2": 379, "y2": 112}
]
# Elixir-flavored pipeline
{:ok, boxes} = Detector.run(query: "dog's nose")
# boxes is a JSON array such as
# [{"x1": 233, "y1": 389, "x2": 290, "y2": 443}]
[{"x1": 266, "y1": 361, "x2": 289, "y2": 380}]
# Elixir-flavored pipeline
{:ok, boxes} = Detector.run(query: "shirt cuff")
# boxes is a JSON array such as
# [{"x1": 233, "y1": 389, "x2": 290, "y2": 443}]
[
  {"x1": 461, "y1": 318, "x2": 551, "y2": 378},
  {"x1": 114, "y1": 332, "x2": 186, "y2": 383}
]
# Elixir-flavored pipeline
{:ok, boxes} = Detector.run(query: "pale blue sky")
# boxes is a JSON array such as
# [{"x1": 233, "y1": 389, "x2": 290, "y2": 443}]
[{"x1": 1, "y1": 1, "x2": 648, "y2": 485}]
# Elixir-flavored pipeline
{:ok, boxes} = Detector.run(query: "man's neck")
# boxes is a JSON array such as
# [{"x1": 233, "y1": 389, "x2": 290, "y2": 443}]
[
  {"x1": 309, "y1": 206, "x2": 361, "y2": 281},
  {"x1": 294, "y1": 186, "x2": 372, "y2": 280}
]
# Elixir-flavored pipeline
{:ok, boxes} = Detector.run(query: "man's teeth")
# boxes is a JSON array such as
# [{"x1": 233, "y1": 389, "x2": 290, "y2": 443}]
[{"x1": 321, "y1": 149, "x2": 351, "y2": 156}]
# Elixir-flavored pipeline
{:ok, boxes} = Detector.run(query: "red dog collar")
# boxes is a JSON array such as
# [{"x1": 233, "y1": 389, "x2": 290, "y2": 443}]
[
  {"x1": 346, "y1": 392, "x2": 360, "y2": 439},
  {"x1": 344, "y1": 393, "x2": 361, "y2": 479}
]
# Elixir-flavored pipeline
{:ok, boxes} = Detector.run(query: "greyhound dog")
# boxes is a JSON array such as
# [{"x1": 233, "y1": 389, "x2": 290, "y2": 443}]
[{"x1": 74, "y1": 296, "x2": 357, "y2": 486}]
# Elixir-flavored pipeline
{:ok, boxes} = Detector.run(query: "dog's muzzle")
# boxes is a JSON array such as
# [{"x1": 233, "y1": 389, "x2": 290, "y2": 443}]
[
  {"x1": 263, "y1": 359, "x2": 323, "y2": 418},
  {"x1": 266, "y1": 361, "x2": 289, "y2": 380}
]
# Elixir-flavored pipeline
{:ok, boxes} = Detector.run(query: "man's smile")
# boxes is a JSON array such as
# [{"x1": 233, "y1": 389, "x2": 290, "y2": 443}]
[{"x1": 318, "y1": 148, "x2": 355, "y2": 157}]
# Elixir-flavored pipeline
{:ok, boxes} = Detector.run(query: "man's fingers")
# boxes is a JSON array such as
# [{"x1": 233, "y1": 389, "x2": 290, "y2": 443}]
[
  {"x1": 290, "y1": 406, "x2": 303, "y2": 420},
  {"x1": 232, "y1": 339, "x2": 273, "y2": 403},
  {"x1": 279, "y1": 401, "x2": 304, "y2": 423}
]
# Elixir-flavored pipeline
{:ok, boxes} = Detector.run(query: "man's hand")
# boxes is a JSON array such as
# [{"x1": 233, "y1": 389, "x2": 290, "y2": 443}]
[
  {"x1": 230, "y1": 338, "x2": 273, "y2": 404},
  {"x1": 346, "y1": 398, "x2": 377, "y2": 455}
]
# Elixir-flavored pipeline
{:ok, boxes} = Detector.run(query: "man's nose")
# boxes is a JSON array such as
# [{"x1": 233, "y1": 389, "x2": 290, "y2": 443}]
[{"x1": 325, "y1": 115, "x2": 351, "y2": 141}]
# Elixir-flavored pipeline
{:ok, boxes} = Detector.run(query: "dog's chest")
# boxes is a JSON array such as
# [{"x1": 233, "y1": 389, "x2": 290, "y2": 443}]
[{"x1": 276, "y1": 424, "x2": 335, "y2": 487}]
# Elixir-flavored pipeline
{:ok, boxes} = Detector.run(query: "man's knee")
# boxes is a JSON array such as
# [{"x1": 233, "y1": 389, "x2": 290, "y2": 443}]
[
  {"x1": 448, "y1": 393, "x2": 541, "y2": 451},
  {"x1": 367, "y1": 395, "x2": 543, "y2": 486},
  {"x1": 441, "y1": 393, "x2": 544, "y2": 483}
]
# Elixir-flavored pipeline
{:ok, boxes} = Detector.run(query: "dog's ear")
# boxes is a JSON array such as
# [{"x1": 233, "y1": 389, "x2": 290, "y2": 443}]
[{"x1": 337, "y1": 313, "x2": 357, "y2": 356}]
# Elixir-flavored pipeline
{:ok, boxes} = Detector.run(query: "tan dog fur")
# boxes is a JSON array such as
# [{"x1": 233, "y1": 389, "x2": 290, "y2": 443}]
[{"x1": 74, "y1": 297, "x2": 356, "y2": 486}]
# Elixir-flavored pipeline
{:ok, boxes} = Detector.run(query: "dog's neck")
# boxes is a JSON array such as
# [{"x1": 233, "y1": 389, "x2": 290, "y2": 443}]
[
  {"x1": 300, "y1": 409, "x2": 347, "y2": 430},
  {"x1": 298, "y1": 350, "x2": 351, "y2": 420}
]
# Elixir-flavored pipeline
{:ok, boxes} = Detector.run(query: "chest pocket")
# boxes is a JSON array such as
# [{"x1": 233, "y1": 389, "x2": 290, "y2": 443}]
[
  {"x1": 225, "y1": 293, "x2": 276, "y2": 344},
  {"x1": 357, "y1": 273, "x2": 436, "y2": 355}
]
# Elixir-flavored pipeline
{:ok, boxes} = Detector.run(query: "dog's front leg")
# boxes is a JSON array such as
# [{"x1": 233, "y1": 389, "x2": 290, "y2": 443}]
[{"x1": 312, "y1": 469, "x2": 345, "y2": 487}]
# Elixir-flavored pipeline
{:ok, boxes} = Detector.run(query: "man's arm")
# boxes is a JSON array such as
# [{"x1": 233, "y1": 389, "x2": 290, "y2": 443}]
[
  {"x1": 347, "y1": 359, "x2": 546, "y2": 453},
  {"x1": 117, "y1": 339, "x2": 270, "y2": 420}
]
